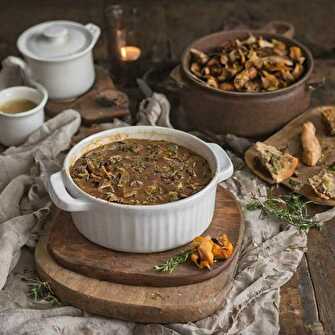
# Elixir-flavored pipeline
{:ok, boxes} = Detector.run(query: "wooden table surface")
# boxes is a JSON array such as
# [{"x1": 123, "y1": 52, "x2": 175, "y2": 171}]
[{"x1": 278, "y1": 60, "x2": 335, "y2": 335}]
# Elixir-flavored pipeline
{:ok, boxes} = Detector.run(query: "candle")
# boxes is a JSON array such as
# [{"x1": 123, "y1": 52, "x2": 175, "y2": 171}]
[{"x1": 120, "y1": 46, "x2": 141, "y2": 62}]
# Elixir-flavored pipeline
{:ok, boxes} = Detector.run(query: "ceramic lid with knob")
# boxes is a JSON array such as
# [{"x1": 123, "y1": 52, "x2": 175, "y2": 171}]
[{"x1": 17, "y1": 20, "x2": 101, "y2": 62}]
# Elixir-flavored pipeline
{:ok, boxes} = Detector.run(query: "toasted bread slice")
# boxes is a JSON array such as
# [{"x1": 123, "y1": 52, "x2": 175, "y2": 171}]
[
  {"x1": 309, "y1": 170, "x2": 335, "y2": 199},
  {"x1": 322, "y1": 107, "x2": 335, "y2": 136},
  {"x1": 254, "y1": 142, "x2": 299, "y2": 183}
]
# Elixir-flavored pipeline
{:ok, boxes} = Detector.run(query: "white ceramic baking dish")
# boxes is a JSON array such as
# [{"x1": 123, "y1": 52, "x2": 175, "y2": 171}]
[{"x1": 48, "y1": 126, "x2": 233, "y2": 253}]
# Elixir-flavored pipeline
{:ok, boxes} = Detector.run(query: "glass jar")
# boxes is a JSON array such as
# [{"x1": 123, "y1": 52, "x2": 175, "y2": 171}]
[{"x1": 105, "y1": 4, "x2": 142, "y2": 86}]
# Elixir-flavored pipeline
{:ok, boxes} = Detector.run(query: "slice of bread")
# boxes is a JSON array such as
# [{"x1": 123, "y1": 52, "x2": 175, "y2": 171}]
[
  {"x1": 254, "y1": 142, "x2": 299, "y2": 183},
  {"x1": 309, "y1": 170, "x2": 335, "y2": 199},
  {"x1": 322, "y1": 107, "x2": 335, "y2": 136}
]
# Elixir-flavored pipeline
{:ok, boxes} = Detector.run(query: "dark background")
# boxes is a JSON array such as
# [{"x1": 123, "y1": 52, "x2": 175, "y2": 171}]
[{"x1": 1, "y1": 0, "x2": 334, "y2": 63}]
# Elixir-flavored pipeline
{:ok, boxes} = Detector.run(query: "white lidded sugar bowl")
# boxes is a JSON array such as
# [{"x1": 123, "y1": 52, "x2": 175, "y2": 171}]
[{"x1": 9, "y1": 20, "x2": 101, "y2": 100}]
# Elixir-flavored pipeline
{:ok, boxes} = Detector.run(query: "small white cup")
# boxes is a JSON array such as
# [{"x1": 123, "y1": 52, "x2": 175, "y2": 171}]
[{"x1": 0, "y1": 86, "x2": 48, "y2": 146}]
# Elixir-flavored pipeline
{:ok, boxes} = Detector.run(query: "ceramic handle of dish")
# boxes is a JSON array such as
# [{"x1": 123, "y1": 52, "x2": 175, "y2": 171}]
[
  {"x1": 49, "y1": 171, "x2": 92, "y2": 212},
  {"x1": 308, "y1": 78, "x2": 326, "y2": 91},
  {"x1": 85, "y1": 23, "x2": 101, "y2": 45},
  {"x1": 208, "y1": 143, "x2": 234, "y2": 183}
]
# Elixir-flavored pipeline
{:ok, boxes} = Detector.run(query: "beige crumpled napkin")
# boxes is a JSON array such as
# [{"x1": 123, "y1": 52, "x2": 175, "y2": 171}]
[
  {"x1": 0, "y1": 109, "x2": 81, "y2": 290},
  {"x1": 0, "y1": 65, "x2": 334, "y2": 334}
]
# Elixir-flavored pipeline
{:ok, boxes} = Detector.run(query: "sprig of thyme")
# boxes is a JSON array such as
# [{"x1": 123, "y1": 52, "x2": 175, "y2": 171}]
[
  {"x1": 153, "y1": 249, "x2": 192, "y2": 273},
  {"x1": 246, "y1": 192, "x2": 320, "y2": 231},
  {"x1": 27, "y1": 279, "x2": 60, "y2": 305}
]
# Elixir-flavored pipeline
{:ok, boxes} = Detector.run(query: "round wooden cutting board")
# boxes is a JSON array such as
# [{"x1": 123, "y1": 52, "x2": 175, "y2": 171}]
[
  {"x1": 35, "y1": 186, "x2": 245, "y2": 323},
  {"x1": 47, "y1": 187, "x2": 244, "y2": 287}
]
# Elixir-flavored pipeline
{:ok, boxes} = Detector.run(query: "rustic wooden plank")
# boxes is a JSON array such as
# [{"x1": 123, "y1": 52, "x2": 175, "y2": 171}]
[
  {"x1": 306, "y1": 220, "x2": 335, "y2": 335},
  {"x1": 280, "y1": 255, "x2": 325, "y2": 335},
  {"x1": 46, "y1": 66, "x2": 129, "y2": 124},
  {"x1": 297, "y1": 256, "x2": 325, "y2": 335},
  {"x1": 280, "y1": 269, "x2": 306, "y2": 335},
  {"x1": 245, "y1": 106, "x2": 335, "y2": 206}
]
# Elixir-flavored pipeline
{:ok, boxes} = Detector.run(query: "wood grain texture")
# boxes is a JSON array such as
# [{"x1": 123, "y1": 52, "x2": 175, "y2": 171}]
[
  {"x1": 46, "y1": 66, "x2": 129, "y2": 125},
  {"x1": 297, "y1": 256, "x2": 325, "y2": 335},
  {"x1": 35, "y1": 189, "x2": 243, "y2": 323},
  {"x1": 280, "y1": 269, "x2": 306, "y2": 335},
  {"x1": 306, "y1": 220, "x2": 335, "y2": 335},
  {"x1": 280, "y1": 256, "x2": 325, "y2": 335},
  {"x1": 36, "y1": 238, "x2": 238, "y2": 323},
  {"x1": 47, "y1": 187, "x2": 244, "y2": 287},
  {"x1": 245, "y1": 105, "x2": 335, "y2": 206}
]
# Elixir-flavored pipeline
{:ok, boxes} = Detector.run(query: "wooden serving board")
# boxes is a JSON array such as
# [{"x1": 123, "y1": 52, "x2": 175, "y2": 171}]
[
  {"x1": 35, "y1": 187, "x2": 244, "y2": 323},
  {"x1": 245, "y1": 105, "x2": 335, "y2": 206},
  {"x1": 47, "y1": 187, "x2": 244, "y2": 287},
  {"x1": 46, "y1": 66, "x2": 129, "y2": 125}
]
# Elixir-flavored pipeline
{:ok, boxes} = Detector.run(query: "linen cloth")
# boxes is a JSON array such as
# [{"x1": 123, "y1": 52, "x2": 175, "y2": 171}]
[{"x1": 0, "y1": 59, "x2": 334, "y2": 335}]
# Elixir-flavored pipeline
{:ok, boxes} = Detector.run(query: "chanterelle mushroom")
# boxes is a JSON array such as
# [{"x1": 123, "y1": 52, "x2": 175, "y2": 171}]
[
  {"x1": 191, "y1": 234, "x2": 234, "y2": 270},
  {"x1": 188, "y1": 34, "x2": 305, "y2": 93}
]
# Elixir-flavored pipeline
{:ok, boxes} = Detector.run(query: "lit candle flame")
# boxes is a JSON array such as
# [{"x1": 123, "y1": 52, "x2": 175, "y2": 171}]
[{"x1": 120, "y1": 46, "x2": 141, "y2": 62}]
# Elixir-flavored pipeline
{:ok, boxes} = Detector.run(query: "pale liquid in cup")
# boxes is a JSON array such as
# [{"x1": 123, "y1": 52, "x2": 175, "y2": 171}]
[{"x1": 0, "y1": 99, "x2": 37, "y2": 114}]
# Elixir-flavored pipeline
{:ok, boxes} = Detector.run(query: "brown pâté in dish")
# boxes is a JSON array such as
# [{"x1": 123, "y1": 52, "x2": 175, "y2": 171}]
[{"x1": 70, "y1": 139, "x2": 212, "y2": 205}]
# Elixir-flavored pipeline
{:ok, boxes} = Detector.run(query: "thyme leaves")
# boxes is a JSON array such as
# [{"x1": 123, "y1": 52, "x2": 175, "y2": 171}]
[
  {"x1": 27, "y1": 279, "x2": 60, "y2": 305},
  {"x1": 153, "y1": 250, "x2": 192, "y2": 273},
  {"x1": 246, "y1": 192, "x2": 320, "y2": 231}
]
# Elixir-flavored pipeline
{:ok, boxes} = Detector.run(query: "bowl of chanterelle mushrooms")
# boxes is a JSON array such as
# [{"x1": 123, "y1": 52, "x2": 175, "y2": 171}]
[{"x1": 173, "y1": 31, "x2": 315, "y2": 138}]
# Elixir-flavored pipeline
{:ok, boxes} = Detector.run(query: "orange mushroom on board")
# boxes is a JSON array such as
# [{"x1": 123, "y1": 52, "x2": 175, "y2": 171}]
[{"x1": 190, "y1": 233, "x2": 234, "y2": 270}]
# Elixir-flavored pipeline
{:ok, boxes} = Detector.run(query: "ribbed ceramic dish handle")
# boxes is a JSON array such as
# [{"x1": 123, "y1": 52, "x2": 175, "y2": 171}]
[
  {"x1": 208, "y1": 143, "x2": 234, "y2": 183},
  {"x1": 49, "y1": 171, "x2": 92, "y2": 212}
]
